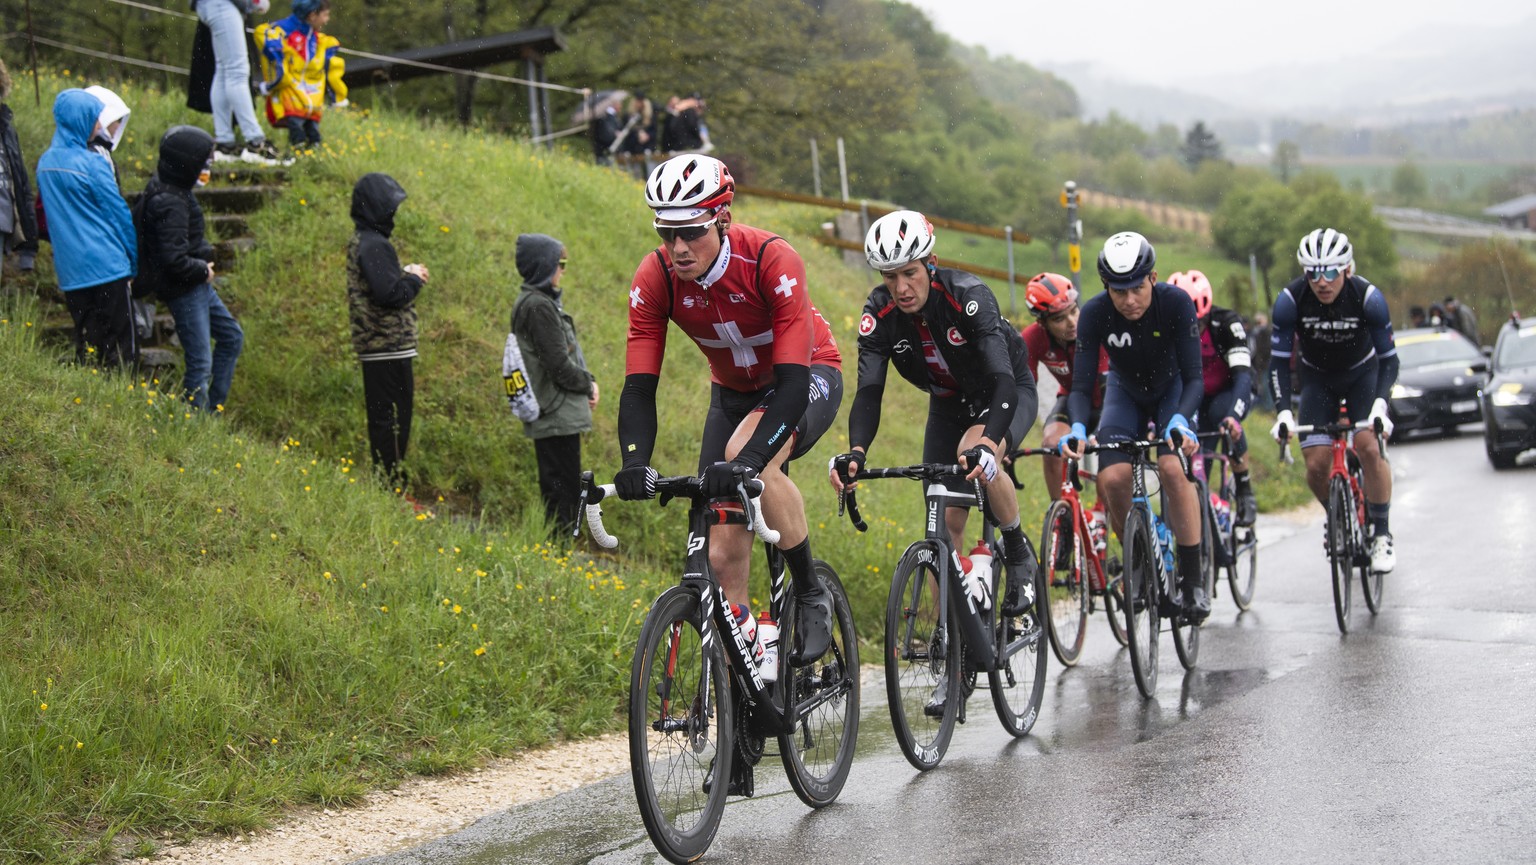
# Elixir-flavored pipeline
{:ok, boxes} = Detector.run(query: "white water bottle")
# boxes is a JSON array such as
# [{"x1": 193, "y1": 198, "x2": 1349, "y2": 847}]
[
  {"x1": 756, "y1": 612, "x2": 779, "y2": 682},
  {"x1": 964, "y1": 541, "x2": 993, "y2": 611},
  {"x1": 731, "y1": 604, "x2": 763, "y2": 667}
]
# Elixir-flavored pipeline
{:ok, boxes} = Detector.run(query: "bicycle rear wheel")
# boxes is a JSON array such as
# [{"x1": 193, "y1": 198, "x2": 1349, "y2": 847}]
[
  {"x1": 1040, "y1": 499, "x2": 1088, "y2": 666},
  {"x1": 629, "y1": 587, "x2": 732, "y2": 864},
  {"x1": 779, "y1": 561, "x2": 860, "y2": 807},
  {"x1": 884, "y1": 544, "x2": 960, "y2": 771},
  {"x1": 1172, "y1": 495, "x2": 1215, "y2": 671},
  {"x1": 1327, "y1": 475, "x2": 1354, "y2": 634},
  {"x1": 1218, "y1": 472, "x2": 1257, "y2": 610},
  {"x1": 1355, "y1": 466, "x2": 1385, "y2": 616},
  {"x1": 1122, "y1": 508, "x2": 1161, "y2": 698},
  {"x1": 1102, "y1": 548, "x2": 1130, "y2": 647},
  {"x1": 990, "y1": 557, "x2": 1048, "y2": 737}
]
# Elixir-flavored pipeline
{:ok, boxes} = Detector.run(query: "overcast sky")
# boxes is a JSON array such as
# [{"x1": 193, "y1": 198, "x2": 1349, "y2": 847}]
[{"x1": 904, "y1": 0, "x2": 1535, "y2": 92}]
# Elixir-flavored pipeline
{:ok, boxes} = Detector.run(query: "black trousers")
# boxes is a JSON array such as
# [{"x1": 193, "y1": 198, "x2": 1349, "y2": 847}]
[
  {"x1": 534, "y1": 433, "x2": 582, "y2": 536},
  {"x1": 361, "y1": 358, "x2": 413, "y2": 489},
  {"x1": 64, "y1": 278, "x2": 137, "y2": 370}
]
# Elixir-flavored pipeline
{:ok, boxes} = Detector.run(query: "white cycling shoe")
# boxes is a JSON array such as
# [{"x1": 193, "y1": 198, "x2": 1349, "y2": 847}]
[{"x1": 1369, "y1": 532, "x2": 1396, "y2": 574}]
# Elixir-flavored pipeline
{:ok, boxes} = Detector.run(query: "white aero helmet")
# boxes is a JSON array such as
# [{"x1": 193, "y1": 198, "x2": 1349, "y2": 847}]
[
  {"x1": 865, "y1": 210, "x2": 936, "y2": 271},
  {"x1": 1297, "y1": 228, "x2": 1353, "y2": 269},
  {"x1": 644, "y1": 154, "x2": 735, "y2": 221}
]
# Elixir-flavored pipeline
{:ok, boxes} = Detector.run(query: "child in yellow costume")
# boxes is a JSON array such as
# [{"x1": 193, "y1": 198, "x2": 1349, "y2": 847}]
[{"x1": 255, "y1": 0, "x2": 347, "y2": 150}]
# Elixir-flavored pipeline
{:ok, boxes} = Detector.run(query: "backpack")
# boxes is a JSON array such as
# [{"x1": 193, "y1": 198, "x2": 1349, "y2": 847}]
[
  {"x1": 503, "y1": 295, "x2": 541, "y2": 422},
  {"x1": 129, "y1": 187, "x2": 162, "y2": 299}
]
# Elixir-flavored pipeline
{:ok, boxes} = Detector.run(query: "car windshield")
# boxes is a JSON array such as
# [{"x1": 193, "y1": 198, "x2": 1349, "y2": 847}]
[
  {"x1": 1496, "y1": 328, "x2": 1536, "y2": 370},
  {"x1": 1395, "y1": 333, "x2": 1480, "y2": 367}
]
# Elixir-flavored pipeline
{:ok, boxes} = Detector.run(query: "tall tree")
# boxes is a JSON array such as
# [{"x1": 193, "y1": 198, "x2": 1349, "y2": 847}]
[
  {"x1": 1181, "y1": 120, "x2": 1223, "y2": 171},
  {"x1": 1272, "y1": 140, "x2": 1300, "y2": 184}
]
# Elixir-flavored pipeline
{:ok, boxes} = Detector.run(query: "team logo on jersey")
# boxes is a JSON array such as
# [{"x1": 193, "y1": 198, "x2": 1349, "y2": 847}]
[
  {"x1": 966, "y1": 300, "x2": 979, "y2": 316},
  {"x1": 1107, "y1": 332, "x2": 1132, "y2": 348},
  {"x1": 682, "y1": 295, "x2": 698, "y2": 308},
  {"x1": 893, "y1": 339, "x2": 913, "y2": 354},
  {"x1": 729, "y1": 293, "x2": 747, "y2": 303},
  {"x1": 947, "y1": 327, "x2": 966, "y2": 346},
  {"x1": 859, "y1": 313, "x2": 876, "y2": 336},
  {"x1": 1230, "y1": 322, "x2": 1246, "y2": 339},
  {"x1": 809, "y1": 373, "x2": 831, "y2": 401},
  {"x1": 629, "y1": 286, "x2": 645, "y2": 308}
]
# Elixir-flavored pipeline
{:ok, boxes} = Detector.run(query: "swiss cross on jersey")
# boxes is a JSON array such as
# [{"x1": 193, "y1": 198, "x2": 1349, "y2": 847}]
[
  {"x1": 914, "y1": 317, "x2": 961, "y2": 396},
  {"x1": 624, "y1": 224, "x2": 840, "y2": 392}
]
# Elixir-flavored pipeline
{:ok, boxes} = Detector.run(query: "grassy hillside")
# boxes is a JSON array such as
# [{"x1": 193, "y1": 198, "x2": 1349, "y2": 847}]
[{"x1": 3, "y1": 72, "x2": 1307, "y2": 862}]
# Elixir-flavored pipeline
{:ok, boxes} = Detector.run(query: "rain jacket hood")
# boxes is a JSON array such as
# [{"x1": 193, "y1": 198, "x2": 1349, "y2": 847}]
[
  {"x1": 516, "y1": 233, "x2": 564, "y2": 298},
  {"x1": 351, "y1": 172, "x2": 405, "y2": 237},
  {"x1": 83, "y1": 85, "x2": 130, "y2": 150},
  {"x1": 156, "y1": 125, "x2": 215, "y2": 190},
  {"x1": 50, "y1": 89, "x2": 104, "y2": 151}
]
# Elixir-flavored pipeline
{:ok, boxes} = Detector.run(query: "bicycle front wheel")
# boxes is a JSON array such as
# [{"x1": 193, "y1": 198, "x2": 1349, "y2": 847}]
[
  {"x1": 1102, "y1": 547, "x2": 1130, "y2": 647},
  {"x1": 884, "y1": 543, "x2": 960, "y2": 771},
  {"x1": 990, "y1": 557, "x2": 1048, "y2": 737},
  {"x1": 779, "y1": 561, "x2": 860, "y2": 807},
  {"x1": 1040, "y1": 499, "x2": 1088, "y2": 666},
  {"x1": 1355, "y1": 468, "x2": 1385, "y2": 616},
  {"x1": 1172, "y1": 496, "x2": 1214, "y2": 671},
  {"x1": 1327, "y1": 475, "x2": 1354, "y2": 634},
  {"x1": 1122, "y1": 508, "x2": 1161, "y2": 698},
  {"x1": 629, "y1": 587, "x2": 732, "y2": 864}
]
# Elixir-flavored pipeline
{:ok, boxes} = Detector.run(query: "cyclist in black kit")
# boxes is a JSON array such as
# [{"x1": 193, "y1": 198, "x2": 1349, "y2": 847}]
[
  {"x1": 1268, "y1": 228, "x2": 1398, "y2": 573},
  {"x1": 1168, "y1": 269, "x2": 1258, "y2": 524},
  {"x1": 1059, "y1": 231, "x2": 1209, "y2": 623},
  {"x1": 828, "y1": 209, "x2": 1040, "y2": 625}
]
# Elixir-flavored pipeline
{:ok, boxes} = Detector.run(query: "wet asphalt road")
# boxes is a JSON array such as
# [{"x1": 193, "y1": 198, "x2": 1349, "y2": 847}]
[{"x1": 357, "y1": 430, "x2": 1536, "y2": 865}]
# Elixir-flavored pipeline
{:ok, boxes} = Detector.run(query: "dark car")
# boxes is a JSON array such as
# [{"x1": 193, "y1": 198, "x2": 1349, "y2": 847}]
[
  {"x1": 1480, "y1": 316, "x2": 1536, "y2": 469},
  {"x1": 1387, "y1": 327, "x2": 1488, "y2": 438}
]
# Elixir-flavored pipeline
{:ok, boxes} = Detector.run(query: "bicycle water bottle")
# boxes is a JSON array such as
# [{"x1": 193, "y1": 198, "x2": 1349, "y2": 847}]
[
  {"x1": 1155, "y1": 519, "x2": 1176, "y2": 576},
  {"x1": 756, "y1": 612, "x2": 779, "y2": 683},
  {"x1": 1086, "y1": 503, "x2": 1109, "y2": 556},
  {"x1": 965, "y1": 541, "x2": 993, "y2": 610},
  {"x1": 947, "y1": 543, "x2": 998, "y2": 671},
  {"x1": 731, "y1": 603, "x2": 764, "y2": 667},
  {"x1": 1210, "y1": 492, "x2": 1233, "y2": 534}
]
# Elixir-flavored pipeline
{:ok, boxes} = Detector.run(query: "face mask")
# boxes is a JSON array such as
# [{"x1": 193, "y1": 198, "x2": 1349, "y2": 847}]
[{"x1": 196, "y1": 155, "x2": 213, "y2": 188}]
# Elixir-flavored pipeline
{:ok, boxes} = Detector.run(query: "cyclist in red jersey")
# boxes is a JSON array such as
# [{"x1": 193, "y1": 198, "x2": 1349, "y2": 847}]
[
  {"x1": 614, "y1": 154, "x2": 842, "y2": 664},
  {"x1": 1020, "y1": 272, "x2": 1109, "y2": 501}
]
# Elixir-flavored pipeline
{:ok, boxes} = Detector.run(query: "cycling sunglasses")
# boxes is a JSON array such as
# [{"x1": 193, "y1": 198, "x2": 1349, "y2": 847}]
[
  {"x1": 654, "y1": 219, "x2": 718, "y2": 244},
  {"x1": 1306, "y1": 266, "x2": 1343, "y2": 282}
]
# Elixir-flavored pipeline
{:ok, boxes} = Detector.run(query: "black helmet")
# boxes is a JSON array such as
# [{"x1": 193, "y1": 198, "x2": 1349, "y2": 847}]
[{"x1": 1097, "y1": 231, "x2": 1156, "y2": 290}]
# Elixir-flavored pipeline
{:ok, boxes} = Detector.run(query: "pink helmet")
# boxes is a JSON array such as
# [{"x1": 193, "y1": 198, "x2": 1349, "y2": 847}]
[{"x1": 1168, "y1": 270, "x2": 1213, "y2": 319}]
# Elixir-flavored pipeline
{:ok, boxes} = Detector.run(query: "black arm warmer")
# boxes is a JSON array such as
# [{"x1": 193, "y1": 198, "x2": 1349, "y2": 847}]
[
  {"x1": 981, "y1": 371, "x2": 1020, "y2": 445},
  {"x1": 617, "y1": 373, "x2": 660, "y2": 468},
  {"x1": 847, "y1": 383, "x2": 884, "y2": 455},
  {"x1": 735, "y1": 364, "x2": 810, "y2": 472},
  {"x1": 1374, "y1": 354, "x2": 1400, "y2": 404}
]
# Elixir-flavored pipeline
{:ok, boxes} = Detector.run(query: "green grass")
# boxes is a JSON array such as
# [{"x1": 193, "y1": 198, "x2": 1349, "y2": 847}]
[{"x1": 2, "y1": 69, "x2": 1311, "y2": 862}]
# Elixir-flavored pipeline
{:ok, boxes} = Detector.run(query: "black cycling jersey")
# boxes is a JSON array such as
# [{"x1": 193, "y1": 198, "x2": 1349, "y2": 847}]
[
  {"x1": 1069, "y1": 282, "x2": 1203, "y2": 427},
  {"x1": 848, "y1": 265, "x2": 1035, "y2": 452},
  {"x1": 1269, "y1": 274, "x2": 1398, "y2": 407},
  {"x1": 1203, "y1": 304, "x2": 1253, "y2": 419}
]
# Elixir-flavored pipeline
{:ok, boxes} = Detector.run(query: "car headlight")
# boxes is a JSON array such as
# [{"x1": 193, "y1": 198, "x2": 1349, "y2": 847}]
[
  {"x1": 1391, "y1": 384, "x2": 1424, "y2": 399},
  {"x1": 1491, "y1": 390, "x2": 1533, "y2": 407}
]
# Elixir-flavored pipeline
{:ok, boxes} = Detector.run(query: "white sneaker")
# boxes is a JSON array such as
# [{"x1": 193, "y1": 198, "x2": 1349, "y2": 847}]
[{"x1": 1369, "y1": 532, "x2": 1395, "y2": 573}]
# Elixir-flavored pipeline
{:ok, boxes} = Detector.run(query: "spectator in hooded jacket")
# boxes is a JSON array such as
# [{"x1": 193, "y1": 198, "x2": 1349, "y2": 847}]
[
  {"x1": 347, "y1": 173, "x2": 429, "y2": 490},
  {"x1": 255, "y1": 0, "x2": 348, "y2": 150},
  {"x1": 138, "y1": 125, "x2": 244, "y2": 412},
  {"x1": 0, "y1": 58, "x2": 40, "y2": 282},
  {"x1": 35, "y1": 89, "x2": 138, "y2": 369},
  {"x1": 512, "y1": 233, "x2": 597, "y2": 536}
]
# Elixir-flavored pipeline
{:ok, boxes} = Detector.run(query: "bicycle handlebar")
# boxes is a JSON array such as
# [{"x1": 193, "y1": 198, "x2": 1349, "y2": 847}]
[
  {"x1": 1277, "y1": 418, "x2": 1388, "y2": 465},
  {"x1": 576, "y1": 471, "x2": 779, "y2": 549},
  {"x1": 837, "y1": 463, "x2": 976, "y2": 534},
  {"x1": 1080, "y1": 437, "x2": 1195, "y2": 481},
  {"x1": 1010, "y1": 446, "x2": 1083, "y2": 492}
]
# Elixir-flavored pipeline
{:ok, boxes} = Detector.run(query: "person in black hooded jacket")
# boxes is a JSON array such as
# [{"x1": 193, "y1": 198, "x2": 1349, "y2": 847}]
[
  {"x1": 347, "y1": 172, "x2": 429, "y2": 490},
  {"x1": 138, "y1": 124, "x2": 244, "y2": 410}
]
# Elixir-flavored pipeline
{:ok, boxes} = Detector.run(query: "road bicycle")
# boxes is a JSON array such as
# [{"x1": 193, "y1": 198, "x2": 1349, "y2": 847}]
[
  {"x1": 577, "y1": 470, "x2": 860, "y2": 864},
  {"x1": 1012, "y1": 447, "x2": 1126, "y2": 666},
  {"x1": 1280, "y1": 412, "x2": 1388, "y2": 634},
  {"x1": 1083, "y1": 439, "x2": 1201, "y2": 698},
  {"x1": 1196, "y1": 431, "x2": 1258, "y2": 612},
  {"x1": 838, "y1": 462, "x2": 1046, "y2": 771}
]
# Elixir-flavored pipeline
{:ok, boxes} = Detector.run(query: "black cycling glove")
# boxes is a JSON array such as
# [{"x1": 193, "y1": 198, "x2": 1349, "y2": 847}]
[
  {"x1": 614, "y1": 465, "x2": 658, "y2": 500},
  {"x1": 702, "y1": 461, "x2": 755, "y2": 500}
]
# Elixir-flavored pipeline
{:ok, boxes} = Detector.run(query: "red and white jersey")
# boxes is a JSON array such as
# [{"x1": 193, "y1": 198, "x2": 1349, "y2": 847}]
[
  {"x1": 625, "y1": 223, "x2": 841, "y2": 392},
  {"x1": 1022, "y1": 321, "x2": 1109, "y2": 409}
]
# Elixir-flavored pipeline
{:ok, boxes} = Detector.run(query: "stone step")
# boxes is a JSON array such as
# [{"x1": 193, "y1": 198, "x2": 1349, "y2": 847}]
[
  {"x1": 213, "y1": 237, "x2": 256, "y2": 267},
  {"x1": 207, "y1": 213, "x2": 249, "y2": 238},
  {"x1": 125, "y1": 186, "x2": 281, "y2": 214},
  {"x1": 140, "y1": 347, "x2": 179, "y2": 370}
]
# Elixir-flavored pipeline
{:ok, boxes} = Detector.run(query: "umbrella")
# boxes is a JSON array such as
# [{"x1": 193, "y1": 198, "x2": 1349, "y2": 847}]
[{"x1": 570, "y1": 89, "x2": 628, "y2": 125}]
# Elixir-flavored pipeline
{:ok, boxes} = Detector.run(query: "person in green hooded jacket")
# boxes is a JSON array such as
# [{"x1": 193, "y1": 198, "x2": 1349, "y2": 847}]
[{"x1": 512, "y1": 233, "x2": 598, "y2": 536}]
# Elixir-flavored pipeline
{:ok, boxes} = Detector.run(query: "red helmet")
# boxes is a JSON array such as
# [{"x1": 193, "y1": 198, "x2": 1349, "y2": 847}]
[
  {"x1": 1025, "y1": 272, "x2": 1078, "y2": 318},
  {"x1": 1167, "y1": 270, "x2": 1213, "y2": 319}
]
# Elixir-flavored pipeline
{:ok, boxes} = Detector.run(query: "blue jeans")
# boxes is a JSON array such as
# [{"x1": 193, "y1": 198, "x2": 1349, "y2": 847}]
[
  {"x1": 167, "y1": 283, "x2": 244, "y2": 411},
  {"x1": 196, "y1": 0, "x2": 265, "y2": 146}
]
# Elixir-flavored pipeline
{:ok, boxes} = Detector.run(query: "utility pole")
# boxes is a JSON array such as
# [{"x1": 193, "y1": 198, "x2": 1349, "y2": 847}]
[{"x1": 1062, "y1": 180, "x2": 1083, "y2": 290}]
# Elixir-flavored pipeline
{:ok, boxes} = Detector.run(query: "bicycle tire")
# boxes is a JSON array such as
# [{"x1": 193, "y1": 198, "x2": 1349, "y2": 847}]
[
  {"x1": 1040, "y1": 499, "x2": 1088, "y2": 667},
  {"x1": 1102, "y1": 549, "x2": 1130, "y2": 648},
  {"x1": 779, "y1": 561, "x2": 860, "y2": 807},
  {"x1": 1217, "y1": 471, "x2": 1257, "y2": 610},
  {"x1": 1354, "y1": 465, "x2": 1385, "y2": 616},
  {"x1": 884, "y1": 542, "x2": 960, "y2": 771},
  {"x1": 1327, "y1": 475, "x2": 1354, "y2": 634},
  {"x1": 989, "y1": 556, "x2": 1048, "y2": 737},
  {"x1": 1122, "y1": 508, "x2": 1161, "y2": 698},
  {"x1": 1172, "y1": 490, "x2": 1214, "y2": 670},
  {"x1": 629, "y1": 587, "x2": 732, "y2": 864}
]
